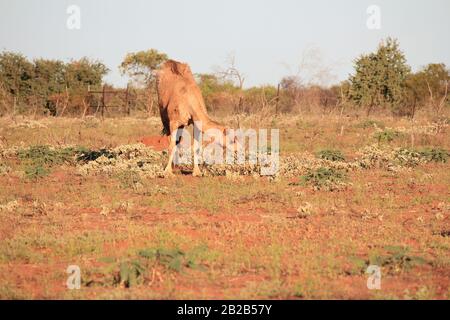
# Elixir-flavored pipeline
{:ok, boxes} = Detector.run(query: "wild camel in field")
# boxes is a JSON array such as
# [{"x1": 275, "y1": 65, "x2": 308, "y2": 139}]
[{"x1": 156, "y1": 59, "x2": 233, "y2": 177}]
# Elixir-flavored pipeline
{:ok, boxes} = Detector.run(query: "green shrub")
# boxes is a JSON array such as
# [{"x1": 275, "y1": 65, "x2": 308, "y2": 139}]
[
  {"x1": 18, "y1": 145, "x2": 87, "y2": 166},
  {"x1": 374, "y1": 129, "x2": 403, "y2": 143},
  {"x1": 351, "y1": 246, "x2": 428, "y2": 276},
  {"x1": 317, "y1": 149, "x2": 345, "y2": 162},
  {"x1": 300, "y1": 167, "x2": 347, "y2": 191},
  {"x1": 24, "y1": 165, "x2": 49, "y2": 179},
  {"x1": 83, "y1": 245, "x2": 209, "y2": 288},
  {"x1": 139, "y1": 247, "x2": 200, "y2": 272},
  {"x1": 116, "y1": 260, "x2": 145, "y2": 288},
  {"x1": 394, "y1": 148, "x2": 424, "y2": 167},
  {"x1": 369, "y1": 246, "x2": 428, "y2": 275},
  {"x1": 18, "y1": 145, "x2": 89, "y2": 179},
  {"x1": 418, "y1": 148, "x2": 449, "y2": 163}
]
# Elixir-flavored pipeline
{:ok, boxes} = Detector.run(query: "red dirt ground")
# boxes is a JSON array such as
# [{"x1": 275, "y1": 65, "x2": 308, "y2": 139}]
[{"x1": 139, "y1": 135, "x2": 169, "y2": 151}]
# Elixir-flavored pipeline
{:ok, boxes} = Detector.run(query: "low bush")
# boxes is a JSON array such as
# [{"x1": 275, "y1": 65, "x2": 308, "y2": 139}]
[
  {"x1": 300, "y1": 167, "x2": 348, "y2": 191},
  {"x1": 316, "y1": 149, "x2": 345, "y2": 162},
  {"x1": 418, "y1": 148, "x2": 449, "y2": 163},
  {"x1": 374, "y1": 129, "x2": 403, "y2": 143}
]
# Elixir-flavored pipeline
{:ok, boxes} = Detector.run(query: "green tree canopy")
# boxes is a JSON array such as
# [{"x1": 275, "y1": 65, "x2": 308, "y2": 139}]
[
  {"x1": 119, "y1": 49, "x2": 168, "y2": 85},
  {"x1": 349, "y1": 38, "x2": 411, "y2": 115},
  {"x1": 32, "y1": 59, "x2": 66, "y2": 96},
  {"x1": 405, "y1": 63, "x2": 450, "y2": 116},
  {"x1": 65, "y1": 57, "x2": 109, "y2": 90},
  {"x1": 0, "y1": 51, "x2": 34, "y2": 99},
  {"x1": 0, "y1": 51, "x2": 109, "y2": 114}
]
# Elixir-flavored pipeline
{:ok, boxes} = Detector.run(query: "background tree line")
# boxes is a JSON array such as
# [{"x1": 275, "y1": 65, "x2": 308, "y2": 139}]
[
  {"x1": 1, "y1": 38, "x2": 449, "y2": 118},
  {"x1": 0, "y1": 52, "x2": 108, "y2": 116}
]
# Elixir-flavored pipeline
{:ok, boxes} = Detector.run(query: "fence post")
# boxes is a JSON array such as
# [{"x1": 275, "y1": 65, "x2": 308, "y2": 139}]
[
  {"x1": 125, "y1": 84, "x2": 130, "y2": 116},
  {"x1": 101, "y1": 85, "x2": 106, "y2": 119},
  {"x1": 276, "y1": 83, "x2": 280, "y2": 115}
]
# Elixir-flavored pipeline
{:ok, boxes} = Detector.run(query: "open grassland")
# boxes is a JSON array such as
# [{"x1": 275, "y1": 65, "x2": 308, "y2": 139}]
[{"x1": 0, "y1": 114, "x2": 449, "y2": 299}]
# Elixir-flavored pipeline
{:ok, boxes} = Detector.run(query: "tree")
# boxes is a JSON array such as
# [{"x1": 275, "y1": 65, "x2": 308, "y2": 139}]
[
  {"x1": 404, "y1": 63, "x2": 450, "y2": 117},
  {"x1": 65, "y1": 57, "x2": 109, "y2": 89},
  {"x1": 119, "y1": 49, "x2": 168, "y2": 85},
  {"x1": 0, "y1": 51, "x2": 109, "y2": 115},
  {"x1": 349, "y1": 38, "x2": 411, "y2": 115},
  {"x1": 119, "y1": 49, "x2": 168, "y2": 116},
  {"x1": 331, "y1": 80, "x2": 351, "y2": 116},
  {"x1": 0, "y1": 80, "x2": 13, "y2": 115},
  {"x1": 32, "y1": 59, "x2": 66, "y2": 115},
  {"x1": 214, "y1": 54, "x2": 246, "y2": 113},
  {"x1": 195, "y1": 73, "x2": 238, "y2": 112},
  {"x1": 419, "y1": 63, "x2": 449, "y2": 115},
  {"x1": 0, "y1": 51, "x2": 34, "y2": 102},
  {"x1": 280, "y1": 76, "x2": 302, "y2": 113}
]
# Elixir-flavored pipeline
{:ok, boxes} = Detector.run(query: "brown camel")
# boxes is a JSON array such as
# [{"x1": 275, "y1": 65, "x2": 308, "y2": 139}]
[{"x1": 156, "y1": 59, "x2": 231, "y2": 176}]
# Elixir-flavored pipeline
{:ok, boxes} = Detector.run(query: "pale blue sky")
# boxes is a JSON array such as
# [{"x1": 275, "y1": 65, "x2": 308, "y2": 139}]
[{"x1": 0, "y1": 0, "x2": 449, "y2": 87}]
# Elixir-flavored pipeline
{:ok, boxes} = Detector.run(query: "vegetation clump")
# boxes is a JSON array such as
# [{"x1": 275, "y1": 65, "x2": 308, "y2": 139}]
[
  {"x1": 418, "y1": 148, "x2": 449, "y2": 163},
  {"x1": 316, "y1": 149, "x2": 345, "y2": 162},
  {"x1": 369, "y1": 246, "x2": 428, "y2": 275},
  {"x1": 358, "y1": 119, "x2": 386, "y2": 129},
  {"x1": 0, "y1": 163, "x2": 11, "y2": 175},
  {"x1": 138, "y1": 247, "x2": 199, "y2": 273},
  {"x1": 300, "y1": 167, "x2": 348, "y2": 191},
  {"x1": 18, "y1": 145, "x2": 86, "y2": 166},
  {"x1": 76, "y1": 143, "x2": 165, "y2": 178},
  {"x1": 358, "y1": 145, "x2": 420, "y2": 170},
  {"x1": 76, "y1": 148, "x2": 115, "y2": 162},
  {"x1": 374, "y1": 129, "x2": 403, "y2": 143},
  {"x1": 81, "y1": 245, "x2": 208, "y2": 289},
  {"x1": 17, "y1": 145, "x2": 87, "y2": 179}
]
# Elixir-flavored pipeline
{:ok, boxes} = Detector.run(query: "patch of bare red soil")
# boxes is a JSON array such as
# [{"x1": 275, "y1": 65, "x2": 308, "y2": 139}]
[{"x1": 139, "y1": 135, "x2": 169, "y2": 151}]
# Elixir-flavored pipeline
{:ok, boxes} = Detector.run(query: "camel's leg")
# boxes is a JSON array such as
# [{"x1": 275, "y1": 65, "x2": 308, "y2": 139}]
[
  {"x1": 192, "y1": 132, "x2": 202, "y2": 177},
  {"x1": 164, "y1": 123, "x2": 182, "y2": 177},
  {"x1": 164, "y1": 134, "x2": 176, "y2": 176}
]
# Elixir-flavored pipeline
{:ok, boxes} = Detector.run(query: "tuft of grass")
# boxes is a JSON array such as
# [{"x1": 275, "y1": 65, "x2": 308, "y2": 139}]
[
  {"x1": 374, "y1": 129, "x2": 403, "y2": 143},
  {"x1": 369, "y1": 246, "x2": 428, "y2": 275},
  {"x1": 83, "y1": 244, "x2": 210, "y2": 289},
  {"x1": 115, "y1": 171, "x2": 142, "y2": 190},
  {"x1": 300, "y1": 167, "x2": 347, "y2": 191},
  {"x1": 316, "y1": 149, "x2": 345, "y2": 162},
  {"x1": 139, "y1": 247, "x2": 203, "y2": 272},
  {"x1": 116, "y1": 260, "x2": 146, "y2": 288},
  {"x1": 403, "y1": 286, "x2": 435, "y2": 300},
  {"x1": 358, "y1": 119, "x2": 386, "y2": 129},
  {"x1": 349, "y1": 246, "x2": 428, "y2": 276},
  {"x1": 24, "y1": 164, "x2": 49, "y2": 179}
]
